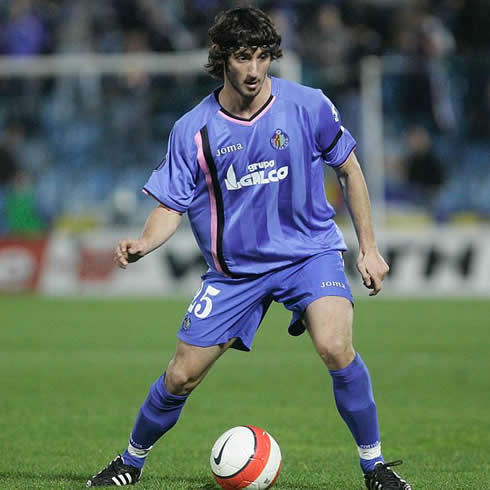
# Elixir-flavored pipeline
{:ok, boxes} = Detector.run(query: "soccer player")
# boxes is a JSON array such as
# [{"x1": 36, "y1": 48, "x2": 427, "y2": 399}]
[{"x1": 87, "y1": 7, "x2": 412, "y2": 489}]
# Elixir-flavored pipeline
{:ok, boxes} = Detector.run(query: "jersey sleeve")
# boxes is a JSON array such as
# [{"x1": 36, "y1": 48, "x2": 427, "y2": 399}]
[
  {"x1": 142, "y1": 123, "x2": 198, "y2": 213},
  {"x1": 312, "y1": 90, "x2": 356, "y2": 168}
]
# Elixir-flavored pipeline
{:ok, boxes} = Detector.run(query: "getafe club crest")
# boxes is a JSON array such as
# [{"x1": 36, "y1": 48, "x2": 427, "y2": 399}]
[
  {"x1": 270, "y1": 129, "x2": 289, "y2": 150},
  {"x1": 182, "y1": 315, "x2": 191, "y2": 330}
]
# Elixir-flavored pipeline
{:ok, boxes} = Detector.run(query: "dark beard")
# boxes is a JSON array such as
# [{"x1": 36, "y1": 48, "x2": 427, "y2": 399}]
[{"x1": 225, "y1": 65, "x2": 261, "y2": 100}]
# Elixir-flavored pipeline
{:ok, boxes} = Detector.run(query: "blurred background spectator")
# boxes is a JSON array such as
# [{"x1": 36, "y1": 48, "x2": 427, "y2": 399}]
[
  {"x1": 393, "y1": 6, "x2": 457, "y2": 132},
  {"x1": 3, "y1": 167, "x2": 46, "y2": 236},
  {"x1": 0, "y1": 0, "x2": 50, "y2": 56},
  {"x1": 403, "y1": 125, "x2": 445, "y2": 205},
  {"x1": 0, "y1": 0, "x2": 488, "y2": 234}
]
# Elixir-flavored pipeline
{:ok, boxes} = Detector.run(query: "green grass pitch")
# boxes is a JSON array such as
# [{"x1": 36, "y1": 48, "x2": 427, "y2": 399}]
[{"x1": 1, "y1": 296, "x2": 489, "y2": 489}]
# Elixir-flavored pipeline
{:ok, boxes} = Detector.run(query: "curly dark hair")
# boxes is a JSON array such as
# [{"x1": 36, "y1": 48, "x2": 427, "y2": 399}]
[{"x1": 205, "y1": 7, "x2": 283, "y2": 80}]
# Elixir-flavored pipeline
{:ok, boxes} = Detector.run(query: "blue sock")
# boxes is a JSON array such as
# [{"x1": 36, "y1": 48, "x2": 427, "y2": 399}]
[
  {"x1": 122, "y1": 373, "x2": 188, "y2": 469},
  {"x1": 329, "y1": 353, "x2": 384, "y2": 473}
]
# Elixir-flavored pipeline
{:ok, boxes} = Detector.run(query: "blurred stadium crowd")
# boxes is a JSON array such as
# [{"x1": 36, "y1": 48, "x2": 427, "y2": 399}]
[{"x1": 0, "y1": 0, "x2": 489, "y2": 235}]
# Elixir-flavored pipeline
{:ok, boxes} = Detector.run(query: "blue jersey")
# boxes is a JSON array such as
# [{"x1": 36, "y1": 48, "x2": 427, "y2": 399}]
[{"x1": 143, "y1": 77, "x2": 356, "y2": 277}]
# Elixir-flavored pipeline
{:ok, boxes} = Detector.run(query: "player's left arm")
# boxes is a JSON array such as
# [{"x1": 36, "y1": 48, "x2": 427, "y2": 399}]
[{"x1": 335, "y1": 151, "x2": 389, "y2": 296}]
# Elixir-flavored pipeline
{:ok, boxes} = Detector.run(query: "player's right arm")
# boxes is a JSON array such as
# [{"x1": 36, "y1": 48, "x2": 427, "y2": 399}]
[{"x1": 114, "y1": 204, "x2": 182, "y2": 269}]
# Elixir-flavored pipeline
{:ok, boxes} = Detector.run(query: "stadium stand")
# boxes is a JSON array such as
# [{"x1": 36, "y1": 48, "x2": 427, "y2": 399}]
[{"x1": 0, "y1": 0, "x2": 489, "y2": 235}]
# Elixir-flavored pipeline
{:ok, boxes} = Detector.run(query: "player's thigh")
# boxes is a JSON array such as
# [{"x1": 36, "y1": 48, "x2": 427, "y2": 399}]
[
  {"x1": 304, "y1": 296, "x2": 354, "y2": 369},
  {"x1": 179, "y1": 271, "x2": 271, "y2": 352},
  {"x1": 166, "y1": 338, "x2": 235, "y2": 395},
  {"x1": 274, "y1": 250, "x2": 353, "y2": 337},
  {"x1": 273, "y1": 250, "x2": 355, "y2": 368}
]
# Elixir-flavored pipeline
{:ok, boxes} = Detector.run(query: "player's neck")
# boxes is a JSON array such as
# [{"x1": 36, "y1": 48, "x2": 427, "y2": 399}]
[{"x1": 219, "y1": 77, "x2": 272, "y2": 119}]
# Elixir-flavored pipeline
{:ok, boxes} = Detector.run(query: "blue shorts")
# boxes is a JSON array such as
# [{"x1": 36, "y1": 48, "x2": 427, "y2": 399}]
[{"x1": 178, "y1": 250, "x2": 353, "y2": 351}]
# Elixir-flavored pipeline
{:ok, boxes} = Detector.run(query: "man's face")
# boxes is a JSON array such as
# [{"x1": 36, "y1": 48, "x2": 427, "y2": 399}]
[{"x1": 224, "y1": 47, "x2": 271, "y2": 99}]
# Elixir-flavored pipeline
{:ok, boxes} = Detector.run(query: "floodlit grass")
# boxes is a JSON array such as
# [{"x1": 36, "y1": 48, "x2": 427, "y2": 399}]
[{"x1": 1, "y1": 296, "x2": 489, "y2": 489}]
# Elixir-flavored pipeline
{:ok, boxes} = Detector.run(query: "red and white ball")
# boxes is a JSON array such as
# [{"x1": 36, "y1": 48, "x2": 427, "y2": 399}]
[{"x1": 210, "y1": 426, "x2": 282, "y2": 489}]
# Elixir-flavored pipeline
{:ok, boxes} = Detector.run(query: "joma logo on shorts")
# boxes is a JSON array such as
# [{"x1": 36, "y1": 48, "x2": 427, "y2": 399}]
[
  {"x1": 321, "y1": 281, "x2": 346, "y2": 289},
  {"x1": 216, "y1": 143, "x2": 244, "y2": 157}
]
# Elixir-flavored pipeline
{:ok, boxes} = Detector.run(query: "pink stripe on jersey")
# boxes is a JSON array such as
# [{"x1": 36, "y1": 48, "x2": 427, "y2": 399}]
[
  {"x1": 218, "y1": 96, "x2": 276, "y2": 126},
  {"x1": 194, "y1": 131, "x2": 224, "y2": 274}
]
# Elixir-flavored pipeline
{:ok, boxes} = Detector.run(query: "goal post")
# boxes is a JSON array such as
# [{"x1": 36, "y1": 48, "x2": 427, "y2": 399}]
[
  {"x1": 0, "y1": 50, "x2": 301, "y2": 80},
  {"x1": 360, "y1": 56, "x2": 386, "y2": 228},
  {"x1": 0, "y1": 50, "x2": 391, "y2": 226}
]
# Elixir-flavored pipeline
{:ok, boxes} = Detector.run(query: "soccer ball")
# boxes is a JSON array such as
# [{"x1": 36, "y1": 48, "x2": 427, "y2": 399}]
[{"x1": 210, "y1": 425, "x2": 282, "y2": 489}]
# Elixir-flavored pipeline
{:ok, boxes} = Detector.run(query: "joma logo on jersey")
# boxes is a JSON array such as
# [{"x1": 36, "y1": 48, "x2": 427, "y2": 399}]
[
  {"x1": 216, "y1": 143, "x2": 244, "y2": 157},
  {"x1": 225, "y1": 160, "x2": 289, "y2": 190}
]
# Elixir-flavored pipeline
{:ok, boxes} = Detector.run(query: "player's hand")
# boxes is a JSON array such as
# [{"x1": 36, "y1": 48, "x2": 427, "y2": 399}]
[
  {"x1": 114, "y1": 238, "x2": 149, "y2": 269},
  {"x1": 356, "y1": 247, "x2": 389, "y2": 296}
]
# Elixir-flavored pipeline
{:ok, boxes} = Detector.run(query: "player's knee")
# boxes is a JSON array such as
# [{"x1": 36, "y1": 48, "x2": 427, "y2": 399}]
[
  {"x1": 315, "y1": 338, "x2": 354, "y2": 369},
  {"x1": 165, "y1": 365, "x2": 200, "y2": 395}
]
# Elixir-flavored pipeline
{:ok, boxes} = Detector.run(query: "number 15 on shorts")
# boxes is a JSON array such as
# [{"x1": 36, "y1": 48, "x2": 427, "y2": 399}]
[{"x1": 188, "y1": 283, "x2": 221, "y2": 319}]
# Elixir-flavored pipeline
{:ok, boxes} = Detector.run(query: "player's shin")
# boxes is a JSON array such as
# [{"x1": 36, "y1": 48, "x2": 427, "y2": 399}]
[
  {"x1": 328, "y1": 352, "x2": 383, "y2": 473},
  {"x1": 122, "y1": 373, "x2": 189, "y2": 469}
]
